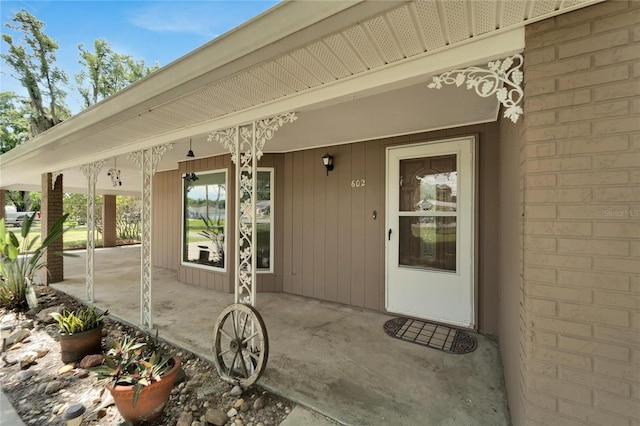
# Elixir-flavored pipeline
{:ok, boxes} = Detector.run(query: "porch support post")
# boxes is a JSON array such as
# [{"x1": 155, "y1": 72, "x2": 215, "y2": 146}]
[
  {"x1": 128, "y1": 144, "x2": 173, "y2": 329},
  {"x1": 209, "y1": 112, "x2": 296, "y2": 306},
  {"x1": 80, "y1": 161, "x2": 106, "y2": 303},
  {"x1": 102, "y1": 195, "x2": 117, "y2": 248},
  {"x1": 41, "y1": 173, "x2": 64, "y2": 284}
]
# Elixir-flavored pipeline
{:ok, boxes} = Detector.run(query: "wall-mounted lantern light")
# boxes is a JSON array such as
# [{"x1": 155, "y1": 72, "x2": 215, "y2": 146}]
[
  {"x1": 322, "y1": 153, "x2": 334, "y2": 176},
  {"x1": 186, "y1": 139, "x2": 195, "y2": 158}
]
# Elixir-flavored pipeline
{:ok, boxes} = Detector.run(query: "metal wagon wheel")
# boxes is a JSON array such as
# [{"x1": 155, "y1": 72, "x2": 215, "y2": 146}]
[{"x1": 212, "y1": 303, "x2": 269, "y2": 387}]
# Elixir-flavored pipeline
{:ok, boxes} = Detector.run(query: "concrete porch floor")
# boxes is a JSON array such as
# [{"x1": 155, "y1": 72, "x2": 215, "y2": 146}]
[{"x1": 53, "y1": 245, "x2": 510, "y2": 426}]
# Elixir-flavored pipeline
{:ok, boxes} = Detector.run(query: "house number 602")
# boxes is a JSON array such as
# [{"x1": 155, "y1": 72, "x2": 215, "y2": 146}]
[{"x1": 351, "y1": 179, "x2": 366, "y2": 188}]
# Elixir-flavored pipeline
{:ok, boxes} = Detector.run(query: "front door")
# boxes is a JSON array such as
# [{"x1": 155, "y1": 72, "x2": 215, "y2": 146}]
[{"x1": 386, "y1": 137, "x2": 475, "y2": 328}]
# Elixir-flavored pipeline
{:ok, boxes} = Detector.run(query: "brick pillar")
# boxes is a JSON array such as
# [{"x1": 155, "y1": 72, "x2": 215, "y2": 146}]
[
  {"x1": 518, "y1": 1, "x2": 640, "y2": 425},
  {"x1": 0, "y1": 190, "x2": 5, "y2": 221},
  {"x1": 41, "y1": 173, "x2": 64, "y2": 284},
  {"x1": 102, "y1": 195, "x2": 117, "y2": 247}
]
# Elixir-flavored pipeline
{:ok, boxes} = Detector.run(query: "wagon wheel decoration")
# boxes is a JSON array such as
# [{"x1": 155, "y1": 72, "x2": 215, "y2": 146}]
[{"x1": 212, "y1": 303, "x2": 269, "y2": 387}]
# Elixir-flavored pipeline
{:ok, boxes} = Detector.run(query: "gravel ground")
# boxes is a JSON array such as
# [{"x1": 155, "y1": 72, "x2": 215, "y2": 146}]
[{"x1": 0, "y1": 285, "x2": 294, "y2": 425}]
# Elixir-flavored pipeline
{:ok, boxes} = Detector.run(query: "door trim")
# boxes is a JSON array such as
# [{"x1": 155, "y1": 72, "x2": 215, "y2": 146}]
[{"x1": 384, "y1": 136, "x2": 477, "y2": 329}]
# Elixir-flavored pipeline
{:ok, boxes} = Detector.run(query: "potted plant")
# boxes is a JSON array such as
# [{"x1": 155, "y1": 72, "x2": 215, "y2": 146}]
[
  {"x1": 197, "y1": 215, "x2": 224, "y2": 267},
  {"x1": 50, "y1": 306, "x2": 109, "y2": 363},
  {"x1": 89, "y1": 331, "x2": 181, "y2": 424},
  {"x1": 0, "y1": 213, "x2": 70, "y2": 310}
]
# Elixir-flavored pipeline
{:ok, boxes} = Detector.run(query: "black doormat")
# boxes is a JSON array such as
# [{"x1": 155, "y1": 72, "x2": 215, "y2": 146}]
[{"x1": 383, "y1": 317, "x2": 477, "y2": 354}]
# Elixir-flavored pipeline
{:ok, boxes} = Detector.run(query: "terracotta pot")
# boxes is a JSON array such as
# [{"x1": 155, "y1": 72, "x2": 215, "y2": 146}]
[
  {"x1": 59, "y1": 324, "x2": 103, "y2": 364},
  {"x1": 107, "y1": 356, "x2": 181, "y2": 425}
]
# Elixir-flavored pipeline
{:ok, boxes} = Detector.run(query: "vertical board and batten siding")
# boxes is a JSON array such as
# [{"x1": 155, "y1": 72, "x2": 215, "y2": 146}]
[
  {"x1": 153, "y1": 126, "x2": 501, "y2": 332},
  {"x1": 152, "y1": 169, "x2": 180, "y2": 270},
  {"x1": 281, "y1": 123, "x2": 501, "y2": 330}
]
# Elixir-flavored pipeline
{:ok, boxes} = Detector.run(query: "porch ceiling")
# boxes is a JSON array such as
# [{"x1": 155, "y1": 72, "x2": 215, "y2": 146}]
[{"x1": 0, "y1": 0, "x2": 603, "y2": 195}]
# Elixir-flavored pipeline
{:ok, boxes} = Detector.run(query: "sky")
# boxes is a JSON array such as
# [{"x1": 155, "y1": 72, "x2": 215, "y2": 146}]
[{"x1": 0, "y1": 0, "x2": 279, "y2": 113}]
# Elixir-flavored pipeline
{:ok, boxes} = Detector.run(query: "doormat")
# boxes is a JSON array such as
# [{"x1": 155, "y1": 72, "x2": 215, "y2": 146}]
[{"x1": 383, "y1": 317, "x2": 477, "y2": 354}]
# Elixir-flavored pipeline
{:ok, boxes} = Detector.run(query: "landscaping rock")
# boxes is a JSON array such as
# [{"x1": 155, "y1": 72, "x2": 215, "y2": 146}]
[
  {"x1": 205, "y1": 408, "x2": 228, "y2": 426},
  {"x1": 19, "y1": 351, "x2": 38, "y2": 369},
  {"x1": 230, "y1": 385, "x2": 243, "y2": 396},
  {"x1": 6, "y1": 328, "x2": 30, "y2": 346},
  {"x1": 176, "y1": 411, "x2": 193, "y2": 426},
  {"x1": 57, "y1": 364, "x2": 75, "y2": 375},
  {"x1": 44, "y1": 380, "x2": 65, "y2": 394},
  {"x1": 36, "y1": 305, "x2": 64, "y2": 323},
  {"x1": 79, "y1": 354, "x2": 104, "y2": 368}
]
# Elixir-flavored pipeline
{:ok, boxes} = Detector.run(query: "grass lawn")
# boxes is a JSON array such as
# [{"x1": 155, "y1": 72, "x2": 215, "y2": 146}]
[{"x1": 9, "y1": 225, "x2": 105, "y2": 250}]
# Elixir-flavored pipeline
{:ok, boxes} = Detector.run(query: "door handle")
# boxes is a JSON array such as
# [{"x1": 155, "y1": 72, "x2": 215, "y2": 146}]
[{"x1": 388, "y1": 229, "x2": 392, "y2": 241}]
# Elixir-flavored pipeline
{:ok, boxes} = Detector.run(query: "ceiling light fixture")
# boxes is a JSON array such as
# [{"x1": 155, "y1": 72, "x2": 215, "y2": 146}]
[{"x1": 186, "y1": 139, "x2": 195, "y2": 158}]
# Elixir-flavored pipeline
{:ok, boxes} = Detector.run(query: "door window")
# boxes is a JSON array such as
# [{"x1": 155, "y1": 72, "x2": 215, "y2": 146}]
[{"x1": 398, "y1": 154, "x2": 457, "y2": 272}]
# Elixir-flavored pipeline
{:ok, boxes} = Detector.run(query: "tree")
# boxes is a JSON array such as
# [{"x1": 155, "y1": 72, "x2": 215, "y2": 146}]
[
  {"x1": 1, "y1": 10, "x2": 70, "y2": 136},
  {"x1": 0, "y1": 92, "x2": 30, "y2": 154},
  {"x1": 75, "y1": 38, "x2": 159, "y2": 108}
]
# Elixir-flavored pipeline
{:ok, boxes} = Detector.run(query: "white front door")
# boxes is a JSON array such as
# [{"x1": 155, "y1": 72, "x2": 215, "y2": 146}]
[{"x1": 386, "y1": 137, "x2": 475, "y2": 328}]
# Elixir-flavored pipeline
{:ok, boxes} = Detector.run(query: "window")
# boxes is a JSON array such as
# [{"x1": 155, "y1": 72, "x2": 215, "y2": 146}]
[
  {"x1": 256, "y1": 169, "x2": 273, "y2": 272},
  {"x1": 182, "y1": 170, "x2": 226, "y2": 270}
]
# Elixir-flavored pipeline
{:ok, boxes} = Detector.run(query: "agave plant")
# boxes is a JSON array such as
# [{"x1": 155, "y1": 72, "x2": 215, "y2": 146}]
[
  {"x1": 90, "y1": 331, "x2": 175, "y2": 407},
  {"x1": 0, "y1": 213, "x2": 70, "y2": 309}
]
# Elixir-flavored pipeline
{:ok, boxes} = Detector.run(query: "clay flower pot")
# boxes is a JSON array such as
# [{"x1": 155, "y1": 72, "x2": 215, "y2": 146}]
[
  {"x1": 58, "y1": 324, "x2": 103, "y2": 364},
  {"x1": 107, "y1": 356, "x2": 181, "y2": 425}
]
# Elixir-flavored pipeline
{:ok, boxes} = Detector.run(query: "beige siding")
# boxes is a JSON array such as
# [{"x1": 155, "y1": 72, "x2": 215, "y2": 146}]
[
  {"x1": 155, "y1": 129, "x2": 502, "y2": 332},
  {"x1": 281, "y1": 124, "x2": 502, "y2": 331},
  {"x1": 152, "y1": 169, "x2": 181, "y2": 270},
  {"x1": 517, "y1": 2, "x2": 640, "y2": 425}
]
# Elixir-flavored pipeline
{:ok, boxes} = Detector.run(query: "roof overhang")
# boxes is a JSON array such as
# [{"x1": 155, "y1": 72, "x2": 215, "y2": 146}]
[{"x1": 0, "y1": 0, "x2": 604, "y2": 195}]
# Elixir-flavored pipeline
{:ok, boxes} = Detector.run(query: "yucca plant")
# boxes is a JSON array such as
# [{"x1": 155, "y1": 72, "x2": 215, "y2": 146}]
[
  {"x1": 50, "y1": 306, "x2": 109, "y2": 334},
  {"x1": 0, "y1": 213, "x2": 70, "y2": 310}
]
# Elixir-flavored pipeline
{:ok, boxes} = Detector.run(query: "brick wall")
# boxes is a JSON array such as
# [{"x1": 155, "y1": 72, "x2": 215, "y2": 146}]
[
  {"x1": 41, "y1": 173, "x2": 64, "y2": 283},
  {"x1": 102, "y1": 195, "x2": 117, "y2": 247},
  {"x1": 520, "y1": 1, "x2": 640, "y2": 425}
]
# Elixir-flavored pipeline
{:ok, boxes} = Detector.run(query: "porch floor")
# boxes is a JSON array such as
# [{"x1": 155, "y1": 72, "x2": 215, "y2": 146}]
[{"x1": 54, "y1": 245, "x2": 510, "y2": 426}]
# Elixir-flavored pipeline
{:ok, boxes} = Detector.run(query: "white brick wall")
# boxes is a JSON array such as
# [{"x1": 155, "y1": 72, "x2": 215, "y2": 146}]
[{"x1": 520, "y1": 1, "x2": 640, "y2": 425}]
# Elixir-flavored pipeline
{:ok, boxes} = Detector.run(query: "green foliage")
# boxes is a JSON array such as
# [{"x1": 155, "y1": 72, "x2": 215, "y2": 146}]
[
  {"x1": 5, "y1": 190, "x2": 40, "y2": 213},
  {"x1": 116, "y1": 196, "x2": 141, "y2": 242},
  {"x1": 0, "y1": 213, "x2": 69, "y2": 309},
  {"x1": 1, "y1": 9, "x2": 69, "y2": 136},
  {"x1": 63, "y1": 193, "x2": 101, "y2": 226},
  {"x1": 0, "y1": 92, "x2": 30, "y2": 153},
  {"x1": 75, "y1": 38, "x2": 159, "y2": 108},
  {"x1": 89, "y1": 330, "x2": 175, "y2": 407},
  {"x1": 50, "y1": 306, "x2": 109, "y2": 334}
]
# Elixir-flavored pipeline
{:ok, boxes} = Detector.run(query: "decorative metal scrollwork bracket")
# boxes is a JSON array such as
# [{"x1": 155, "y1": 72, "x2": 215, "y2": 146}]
[
  {"x1": 51, "y1": 171, "x2": 62, "y2": 190},
  {"x1": 208, "y1": 112, "x2": 297, "y2": 306},
  {"x1": 427, "y1": 54, "x2": 524, "y2": 123}
]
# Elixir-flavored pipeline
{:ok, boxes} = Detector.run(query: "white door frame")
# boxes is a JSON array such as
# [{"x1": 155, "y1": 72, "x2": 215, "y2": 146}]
[{"x1": 385, "y1": 136, "x2": 477, "y2": 328}]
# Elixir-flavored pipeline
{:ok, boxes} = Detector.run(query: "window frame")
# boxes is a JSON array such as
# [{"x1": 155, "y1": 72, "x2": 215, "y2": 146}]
[
  {"x1": 181, "y1": 169, "x2": 228, "y2": 272},
  {"x1": 255, "y1": 167, "x2": 274, "y2": 274}
]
